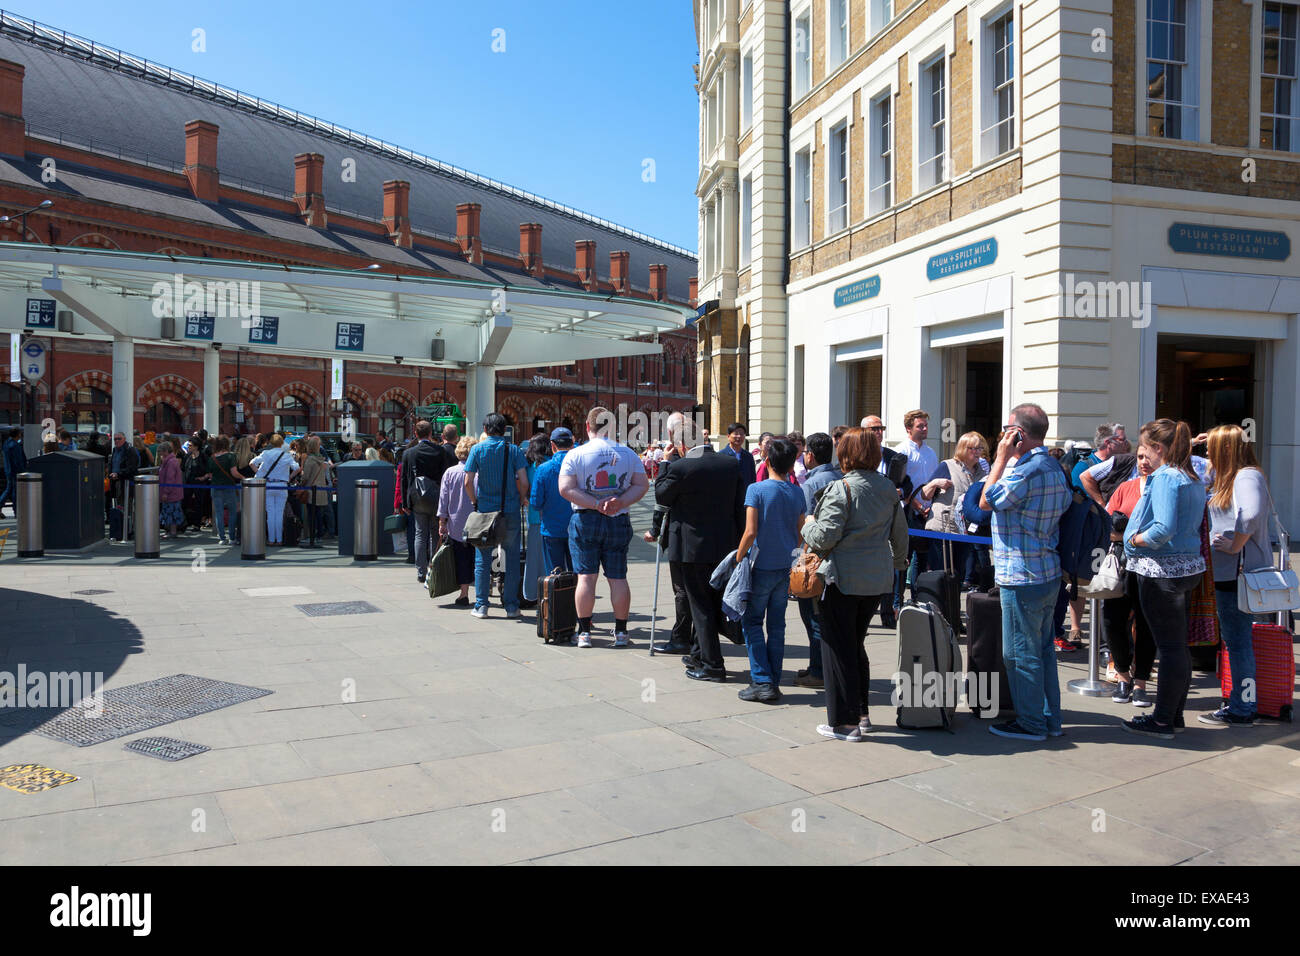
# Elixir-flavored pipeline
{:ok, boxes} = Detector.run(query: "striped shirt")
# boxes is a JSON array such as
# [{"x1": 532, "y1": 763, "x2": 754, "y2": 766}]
[{"x1": 985, "y1": 446, "x2": 1071, "y2": 587}]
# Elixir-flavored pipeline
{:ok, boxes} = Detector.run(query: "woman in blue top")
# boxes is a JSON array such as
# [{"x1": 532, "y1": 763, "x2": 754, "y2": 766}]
[
  {"x1": 735, "y1": 438, "x2": 807, "y2": 704},
  {"x1": 1121, "y1": 419, "x2": 1206, "y2": 740},
  {"x1": 521, "y1": 434, "x2": 551, "y2": 607}
]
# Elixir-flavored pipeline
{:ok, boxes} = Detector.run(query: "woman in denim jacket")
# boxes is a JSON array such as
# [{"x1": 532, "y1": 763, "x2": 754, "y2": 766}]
[{"x1": 1121, "y1": 419, "x2": 1206, "y2": 740}]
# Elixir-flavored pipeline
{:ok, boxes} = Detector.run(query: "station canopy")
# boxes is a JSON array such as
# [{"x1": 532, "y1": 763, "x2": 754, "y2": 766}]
[{"x1": 0, "y1": 244, "x2": 690, "y2": 369}]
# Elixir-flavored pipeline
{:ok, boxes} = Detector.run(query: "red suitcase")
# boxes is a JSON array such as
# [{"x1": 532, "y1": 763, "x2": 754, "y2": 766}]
[{"x1": 1217, "y1": 622, "x2": 1295, "y2": 722}]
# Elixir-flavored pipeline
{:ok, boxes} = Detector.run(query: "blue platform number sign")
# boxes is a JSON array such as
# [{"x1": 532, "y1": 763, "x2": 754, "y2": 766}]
[
  {"x1": 25, "y1": 298, "x2": 55, "y2": 328},
  {"x1": 1167, "y1": 223, "x2": 1290, "y2": 261},
  {"x1": 926, "y1": 238, "x2": 998, "y2": 281},
  {"x1": 248, "y1": 315, "x2": 279, "y2": 345},
  {"x1": 833, "y1": 276, "x2": 881, "y2": 308},
  {"x1": 336, "y1": 322, "x2": 365, "y2": 352},
  {"x1": 184, "y1": 312, "x2": 215, "y2": 341}
]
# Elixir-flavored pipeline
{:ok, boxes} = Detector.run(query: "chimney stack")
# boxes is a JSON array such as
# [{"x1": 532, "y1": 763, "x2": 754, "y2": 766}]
[
  {"x1": 382, "y1": 180, "x2": 412, "y2": 248},
  {"x1": 293, "y1": 153, "x2": 327, "y2": 227},
  {"x1": 575, "y1": 240, "x2": 598, "y2": 292},
  {"x1": 649, "y1": 264, "x2": 667, "y2": 302},
  {"x1": 519, "y1": 223, "x2": 544, "y2": 278},
  {"x1": 456, "y1": 202, "x2": 483, "y2": 265},
  {"x1": 0, "y1": 59, "x2": 25, "y2": 159},
  {"x1": 184, "y1": 120, "x2": 220, "y2": 202},
  {"x1": 609, "y1": 251, "x2": 631, "y2": 295}
]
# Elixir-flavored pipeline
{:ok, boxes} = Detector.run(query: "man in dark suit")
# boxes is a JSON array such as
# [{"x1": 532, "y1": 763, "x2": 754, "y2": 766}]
[
  {"x1": 400, "y1": 419, "x2": 452, "y2": 583},
  {"x1": 644, "y1": 418, "x2": 691, "y2": 655},
  {"x1": 720, "y1": 422, "x2": 756, "y2": 486},
  {"x1": 654, "y1": 433, "x2": 746, "y2": 681}
]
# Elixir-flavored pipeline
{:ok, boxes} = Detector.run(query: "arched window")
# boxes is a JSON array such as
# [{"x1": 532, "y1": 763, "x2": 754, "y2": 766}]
[
  {"x1": 144, "y1": 402, "x2": 183, "y2": 434},
  {"x1": 379, "y1": 400, "x2": 409, "y2": 443},
  {"x1": 660, "y1": 353, "x2": 670, "y2": 385},
  {"x1": 330, "y1": 400, "x2": 364, "y2": 435},
  {"x1": 274, "y1": 395, "x2": 310, "y2": 435},
  {"x1": 62, "y1": 386, "x2": 112, "y2": 429}
]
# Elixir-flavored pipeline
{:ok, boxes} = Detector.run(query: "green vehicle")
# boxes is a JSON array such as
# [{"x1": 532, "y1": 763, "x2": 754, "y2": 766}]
[{"x1": 414, "y1": 403, "x2": 467, "y2": 438}]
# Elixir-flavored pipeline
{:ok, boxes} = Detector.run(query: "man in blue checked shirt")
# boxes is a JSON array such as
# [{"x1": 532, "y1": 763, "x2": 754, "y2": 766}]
[{"x1": 980, "y1": 403, "x2": 1072, "y2": 743}]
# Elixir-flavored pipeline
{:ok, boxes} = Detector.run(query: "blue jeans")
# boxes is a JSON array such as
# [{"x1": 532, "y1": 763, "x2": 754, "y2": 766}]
[
  {"x1": 742, "y1": 567, "x2": 790, "y2": 686},
  {"x1": 211, "y1": 487, "x2": 239, "y2": 540},
  {"x1": 542, "y1": 534, "x2": 572, "y2": 575},
  {"x1": 474, "y1": 509, "x2": 521, "y2": 612},
  {"x1": 523, "y1": 520, "x2": 543, "y2": 601},
  {"x1": 1215, "y1": 588, "x2": 1257, "y2": 717},
  {"x1": 796, "y1": 595, "x2": 823, "y2": 678},
  {"x1": 1000, "y1": 579, "x2": 1062, "y2": 736}
]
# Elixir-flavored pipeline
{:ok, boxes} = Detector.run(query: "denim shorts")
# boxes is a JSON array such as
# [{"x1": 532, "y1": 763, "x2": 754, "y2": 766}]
[{"x1": 568, "y1": 510, "x2": 633, "y2": 579}]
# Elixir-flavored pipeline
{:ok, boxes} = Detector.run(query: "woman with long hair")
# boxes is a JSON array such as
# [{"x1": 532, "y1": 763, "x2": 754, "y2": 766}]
[
  {"x1": 1121, "y1": 419, "x2": 1206, "y2": 740},
  {"x1": 1201, "y1": 424, "x2": 1272, "y2": 726},
  {"x1": 919, "y1": 430, "x2": 989, "y2": 586},
  {"x1": 1104, "y1": 443, "x2": 1157, "y2": 707}
]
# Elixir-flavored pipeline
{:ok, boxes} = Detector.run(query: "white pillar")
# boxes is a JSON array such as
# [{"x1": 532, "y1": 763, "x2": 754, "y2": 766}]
[
  {"x1": 203, "y1": 345, "x2": 220, "y2": 432},
  {"x1": 465, "y1": 365, "x2": 496, "y2": 436},
  {"x1": 111, "y1": 336, "x2": 134, "y2": 439}
]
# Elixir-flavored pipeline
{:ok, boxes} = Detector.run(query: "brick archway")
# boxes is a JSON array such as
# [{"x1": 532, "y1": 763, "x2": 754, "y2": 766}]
[
  {"x1": 221, "y1": 377, "x2": 269, "y2": 411},
  {"x1": 67, "y1": 232, "x2": 120, "y2": 250},
  {"x1": 269, "y1": 380, "x2": 323, "y2": 409},
  {"x1": 376, "y1": 386, "x2": 416, "y2": 410},
  {"x1": 137, "y1": 374, "x2": 200, "y2": 411},
  {"x1": 498, "y1": 395, "x2": 528, "y2": 430},
  {"x1": 56, "y1": 369, "x2": 114, "y2": 404},
  {"x1": 421, "y1": 389, "x2": 452, "y2": 406},
  {"x1": 531, "y1": 398, "x2": 557, "y2": 427},
  {"x1": 561, "y1": 399, "x2": 587, "y2": 429}
]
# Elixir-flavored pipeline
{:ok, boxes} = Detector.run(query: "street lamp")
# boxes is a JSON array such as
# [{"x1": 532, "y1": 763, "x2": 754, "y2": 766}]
[{"x1": 0, "y1": 199, "x2": 54, "y2": 242}]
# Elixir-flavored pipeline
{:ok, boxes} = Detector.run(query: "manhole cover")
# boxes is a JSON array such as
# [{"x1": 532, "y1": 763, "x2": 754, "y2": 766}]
[
  {"x1": 73, "y1": 589, "x2": 113, "y2": 595},
  {"x1": 0, "y1": 674, "x2": 272, "y2": 747},
  {"x1": 0, "y1": 763, "x2": 79, "y2": 794},
  {"x1": 124, "y1": 736, "x2": 210, "y2": 761},
  {"x1": 295, "y1": 601, "x2": 381, "y2": 617}
]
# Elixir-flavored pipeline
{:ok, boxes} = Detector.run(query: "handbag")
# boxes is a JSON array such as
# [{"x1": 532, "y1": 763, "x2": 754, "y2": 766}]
[
  {"x1": 410, "y1": 475, "x2": 439, "y2": 515},
  {"x1": 382, "y1": 512, "x2": 407, "y2": 534},
  {"x1": 789, "y1": 477, "x2": 849, "y2": 599},
  {"x1": 1082, "y1": 544, "x2": 1125, "y2": 600},
  {"x1": 463, "y1": 444, "x2": 511, "y2": 550},
  {"x1": 1237, "y1": 483, "x2": 1300, "y2": 614},
  {"x1": 428, "y1": 539, "x2": 460, "y2": 598}
]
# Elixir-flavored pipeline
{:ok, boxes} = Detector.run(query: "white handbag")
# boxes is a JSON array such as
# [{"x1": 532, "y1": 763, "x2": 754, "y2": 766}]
[
  {"x1": 1236, "y1": 492, "x2": 1299, "y2": 614},
  {"x1": 1082, "y1": 547, "x2": 1125, "y2": 600}
]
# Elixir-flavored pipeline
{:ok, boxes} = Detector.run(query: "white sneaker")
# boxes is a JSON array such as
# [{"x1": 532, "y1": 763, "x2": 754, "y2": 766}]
[
  {"x1": 470, "y1": 606, "x2": 488, "y2": 619},
  {"x1": 576, "y1": 631, "x2": 592, "y2": 648},
  {"x1": 613, "y1": 632, "x2": 629, "y2": 648}
]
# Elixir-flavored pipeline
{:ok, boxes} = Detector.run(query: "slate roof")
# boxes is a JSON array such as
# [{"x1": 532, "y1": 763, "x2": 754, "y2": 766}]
[{"x1": 0, "y1": 14, "x2": 696, "y2": 301}]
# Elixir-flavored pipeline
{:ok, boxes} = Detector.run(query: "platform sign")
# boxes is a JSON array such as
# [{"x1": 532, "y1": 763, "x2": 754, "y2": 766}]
[
  {"x1": 25, "y1": 298, "x2": 55, "y2": 329},
  {"x1": 248, "y1": 315, "x2": 279, "y2": 345},
  {"x1": 21, "y1": 339, "x2": 45, "y2": 383},
  {"x1": 330, "y1": 359, "x2": 344, "y2": 400},
  {"x1": 184, "y1": 312, "x2": 215, "y2": 341},
  {"x1": 335, "y1": 322, "x2": 365, "y2": 352}
]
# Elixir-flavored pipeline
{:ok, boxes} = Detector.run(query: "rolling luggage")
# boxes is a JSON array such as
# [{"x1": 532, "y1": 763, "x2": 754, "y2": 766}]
[
  {"x1": 1217, "y1": 622, "x2": 1295, "y2": 721},
  {"x1": 536, "y1": 567, "x2": 578, "y2": 644},
  {"x1": 109, "y1": 506, "x2": 126, "y2": 542},
  {"x1": 894, "y1": 600, "x2": 961, "y2": 730},
  {"x1": 964, "y1": 587, "x2": 1013, "y2": 718},
  {"x1": 914, "y1": 518, "x2": 962, "y2": 635},
  {"x1": 282, "y1": 504, "x2": 302, "y2": 547}
]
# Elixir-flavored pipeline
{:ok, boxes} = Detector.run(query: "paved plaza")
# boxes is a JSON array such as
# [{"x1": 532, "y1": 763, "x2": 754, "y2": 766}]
[{"x1": 1, "y1": 499, "x2": 1297, "y2": 866}]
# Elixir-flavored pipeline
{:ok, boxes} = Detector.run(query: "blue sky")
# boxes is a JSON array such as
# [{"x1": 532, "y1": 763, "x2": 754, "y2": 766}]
[{"x1": 31, "y1": 0, "x2": 701, "y2": 252}]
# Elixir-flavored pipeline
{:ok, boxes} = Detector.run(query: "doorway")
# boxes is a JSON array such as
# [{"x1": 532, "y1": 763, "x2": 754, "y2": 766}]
[
  {"x1": 941, "y1": 342, "x2": 1003, "y2": 456},
  {"x1": 1155, "y1": 337, "x2": 1257, "y2": 431}
]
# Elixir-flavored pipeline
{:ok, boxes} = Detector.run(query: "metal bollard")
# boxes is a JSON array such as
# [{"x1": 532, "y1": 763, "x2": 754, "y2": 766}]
[
  {"x1": 241, "y1": 478, "x2": 267, "y2": 561},
  {"x1": 1068, "y1": 597, "x2": 1116, "y2": 696},
  {"x1": 354, "y1": 479, "x2": 378, "y2": 561},
  {"x1": 133, "y1": 475, "x2": 160, "y2": 559},
  {"x1": 16, "y1": 473, "x2": 42, "y2": 558}
]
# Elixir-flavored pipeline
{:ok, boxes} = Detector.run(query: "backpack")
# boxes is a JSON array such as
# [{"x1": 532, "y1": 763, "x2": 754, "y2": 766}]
[
  {"x1": 961, "y1": 478, "x2": 992, "y2": 535},
  {"x1": 1057, "y1": 478, "x2": 1113, "y2": 599}
]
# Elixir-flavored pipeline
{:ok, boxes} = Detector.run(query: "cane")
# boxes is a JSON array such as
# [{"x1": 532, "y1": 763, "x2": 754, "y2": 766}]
[{"x1": 648, "y1": 532, "x2": 662, "y2": 657}]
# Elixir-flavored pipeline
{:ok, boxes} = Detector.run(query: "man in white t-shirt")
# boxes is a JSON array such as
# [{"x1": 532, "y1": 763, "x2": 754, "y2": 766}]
[{"x1": 559, "y1": 407, "x2": 650, "y2": 648}]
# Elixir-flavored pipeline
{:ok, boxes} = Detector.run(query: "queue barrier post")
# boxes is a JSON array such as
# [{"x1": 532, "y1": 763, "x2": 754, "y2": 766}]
[
  {"x1": 133, "y1": 475, "x2": 160, "y2": 559},
  {"x1": 16, "y1": 473, "x2": 42, "y2": 558}
]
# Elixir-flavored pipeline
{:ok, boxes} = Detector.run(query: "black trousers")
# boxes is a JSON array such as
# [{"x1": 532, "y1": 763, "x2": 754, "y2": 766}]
[
  {"x1": 681, "y1": 561, "x2": 724, "y2": 671},
  {"x1": 820, "y1": 585, "x2": 884, "y2": 727},
  {"x1": 1102, "y1": 571, "x2": 1156, "y2": 680},
  {"x1": 668, "y1": 559, "x2": 693, "y2": 646},
  {"x1": 1135, "y1": 572, "x2": 1201, "y2": 725}
]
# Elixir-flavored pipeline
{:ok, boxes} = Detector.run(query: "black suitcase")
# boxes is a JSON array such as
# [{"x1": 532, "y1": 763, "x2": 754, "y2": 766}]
[
  {"x1": 536, "y1": 568, "x2": 578, "y2": 644},
  {"x1": 282, "y1": 506, "x2": 302, "y2": 547},
  {"x1": 109, "y1": 507, "x2": 125, "y2": 541},
  {"x1": 965, "y1": 588, "x2": 1013, "y2": 717}
]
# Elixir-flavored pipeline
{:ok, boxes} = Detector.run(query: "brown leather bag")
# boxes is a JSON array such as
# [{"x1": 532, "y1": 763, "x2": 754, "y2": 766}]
[{"x1": 789, "y1": 544, "x2": 824, "y2": 599}]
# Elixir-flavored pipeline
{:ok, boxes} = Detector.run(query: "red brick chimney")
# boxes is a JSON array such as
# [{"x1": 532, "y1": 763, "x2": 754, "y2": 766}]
[
  {"x1": 688, "y1": 276, "x2": 698, "y2": 308},
  {"x1": 293, "y1": 153, "x2": 327, "y2": 227},
  {"x1": 0, "y1": 60, "x2": 26, "y2": 159},
  {"x1": 649, "y1": 264, "x2": 667, "y2": 302},
  {"x1": 382, "y1": 180, "x2": 412, "y2": 248},
  {"x1": 609, "y1": 251, "x2": 631, "y2": 295},
  {"x1": 575, "y1": 240, "x2": 598, "y2": 291},
  {"x1": 519, "y1": 223, "x2": 543, "y2": 278},
  {"x1": 183, "y1": 120, "x2": 219, "y2": 203},
  {"x1": 456, "y1": 202, "x2": 482, "y2": 265}
]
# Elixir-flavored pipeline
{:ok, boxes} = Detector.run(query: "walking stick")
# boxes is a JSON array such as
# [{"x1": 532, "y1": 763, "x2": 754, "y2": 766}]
[{"x1": 648, "y1": 533, "x2": 662, "y2": 657}]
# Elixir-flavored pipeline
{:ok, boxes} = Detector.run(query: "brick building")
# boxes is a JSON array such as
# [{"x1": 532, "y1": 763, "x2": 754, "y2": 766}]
[
  {"x1": 696, "y1": 0, "x2": 1299, "y2": 526},
  {"x1": 0, "y1": 12, "x2": 698, "y2": 442}
]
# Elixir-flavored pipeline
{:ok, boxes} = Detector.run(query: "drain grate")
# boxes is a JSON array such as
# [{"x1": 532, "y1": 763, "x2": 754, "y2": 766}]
[
  {"x1": 124, "y1": 736, "x2": 209, "y2": 761},
  {"x1": 295, "y1": 601, "x2": 381, "y2": 617},
  {"x1": 73, "y1": 589, "x2": 114, "y2": 595},
  {"x1": 0, "y1": 763, "x2": 79, "y2": 794},
  {"x1": 0, "y1": 674, "x2": 272, "y2": 747}
]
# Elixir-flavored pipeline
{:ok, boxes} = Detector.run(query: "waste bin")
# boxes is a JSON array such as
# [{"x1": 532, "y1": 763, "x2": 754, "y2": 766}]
[
  {"x1": 24, "y1": 449, "x2": 105, "y2": 550},
  {"x1": 334, "y1": 460, "x2": 396, "y2": 557}
]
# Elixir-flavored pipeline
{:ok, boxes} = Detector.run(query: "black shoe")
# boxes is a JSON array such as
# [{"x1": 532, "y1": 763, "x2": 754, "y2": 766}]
[
  {"x1": 1121, "y1": 714, "x2": 1175, "y2": 740},
  {"x1": 1112, "y1": 681, "x2": 1133, "y2": 703},
  {"x1": 755, "y1": 684, "x2": 780, "y2": 704},
  {"x1": 417, "y1": 575, "x2": 426, "y2": 585},
  {"x1": 453, "y1": 596, "x2": 470, "y2": 607},
  {"x1": 681, "y1": 654, "x2": 701, "y2": 667},
  {"x1": 519, "y1": 599, "x2": 538, "y2": 611},
  {"x1": 654, "y1": 641, "x2": 693, "y2": 655},
  {"x1": 738, "y1": 684, "x2": 762, "y2": 702},
  {"x1": 685, "y1": 666, "x2": 726, "y2": 683},
  {"x1": 406, "y1": 555, "x2": 415, "y2": 564}
]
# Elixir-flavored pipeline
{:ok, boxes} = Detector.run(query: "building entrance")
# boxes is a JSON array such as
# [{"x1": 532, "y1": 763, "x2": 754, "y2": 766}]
[
  {"x1": 941, "y1": 342, "x2": 1003, "y2": 456},
  {"x1": 1155, "y1": 336, "x2": 1258, "y2": 433}
]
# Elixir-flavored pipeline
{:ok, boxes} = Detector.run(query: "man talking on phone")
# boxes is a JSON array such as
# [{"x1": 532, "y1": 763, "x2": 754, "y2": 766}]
[{"x1": 980, "y1": 403, "x2": 1072, "y2": 742}]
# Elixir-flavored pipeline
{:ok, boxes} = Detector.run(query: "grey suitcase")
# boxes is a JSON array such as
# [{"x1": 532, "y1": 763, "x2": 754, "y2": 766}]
[{"x1": 894, "y1": 600, "x2": 962, "y2": 731}]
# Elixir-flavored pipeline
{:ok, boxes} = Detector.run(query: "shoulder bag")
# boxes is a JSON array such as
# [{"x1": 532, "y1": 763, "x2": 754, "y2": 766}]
[
  {"x1": 1238, "y1": 481, "x2": 1300, "y2": 614},
  {"x1": 789, "y1": 477, "x2": 850, "y2": 600},
  {"x1": 462, "y1": 444, "x2": 511, "y2": 549}
]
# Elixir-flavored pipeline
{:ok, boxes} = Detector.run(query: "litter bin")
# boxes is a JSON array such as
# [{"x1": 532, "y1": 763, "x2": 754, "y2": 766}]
[
  {"x1": 24, "y1": 449, "x2": 105, "y2": 550},
  {"x1": 334, "y1": 460, "x2": 396, "y2": 557}
]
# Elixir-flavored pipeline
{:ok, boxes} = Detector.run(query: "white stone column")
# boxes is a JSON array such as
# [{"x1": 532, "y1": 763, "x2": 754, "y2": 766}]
[
  {"x1": 202, "y1": 345, "x2": 220, "y2": 432},
  {"x1": 465, "y1": 365, "x2": 496, "y2": 436},
  {"x1": 111, "y1": 336, "x2": 134, "y2": 439}
]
